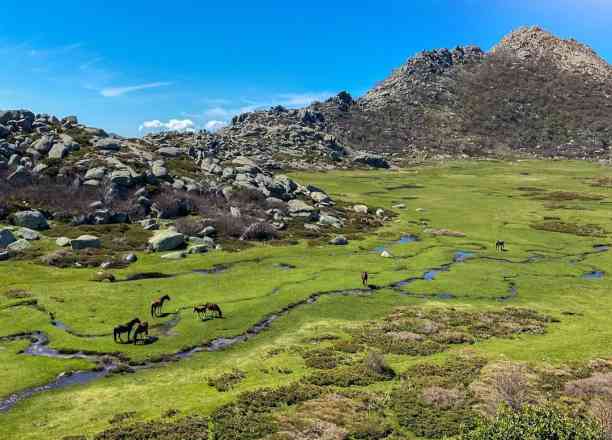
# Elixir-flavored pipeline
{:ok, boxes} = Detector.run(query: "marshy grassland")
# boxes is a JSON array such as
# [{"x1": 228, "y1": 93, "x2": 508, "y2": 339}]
[{"x1": 2, "y1": 160, "x2": 612, "y2": 439}]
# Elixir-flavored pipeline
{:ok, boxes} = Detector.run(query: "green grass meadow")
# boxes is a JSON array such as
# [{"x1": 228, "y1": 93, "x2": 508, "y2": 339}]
[{"x1": 2, "y1": 160, "x2": 612, "y2": 439}]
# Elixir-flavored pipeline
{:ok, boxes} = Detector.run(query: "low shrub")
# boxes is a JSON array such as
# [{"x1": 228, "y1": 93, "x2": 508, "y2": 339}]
[
  {"x1": 93, "y1": 416, "x2": 209, "y2": 440},
  {"x1": 174, "y1": 217, "x2": 207, "y2": 236},
  {"x1": 240, "y1": 222, "x2": 279, "y2": 241},
  {"x1": 460, "y1": 404, "x2": 605, "y2": 440},
  {"x1": 207, "y1": 369, "x2": 246, "y2": 392}
]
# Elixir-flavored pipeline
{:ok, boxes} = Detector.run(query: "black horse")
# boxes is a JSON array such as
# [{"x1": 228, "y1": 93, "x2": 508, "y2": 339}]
[
  {"x1": 361, "y1": 271, "x2": 368, "y2": 286},
  {"x1": 113, "y1": 318, "x2": 141, "y2": 343},
  {"x1": 133, "y1": 321, "x2": 149, "y2": 344},
  {"x1": 495, "y1": 240, "x2": 505, "y2": 251}
]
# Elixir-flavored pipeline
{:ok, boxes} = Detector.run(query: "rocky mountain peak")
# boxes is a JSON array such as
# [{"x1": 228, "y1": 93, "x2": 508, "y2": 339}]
[
  {"x1": 360, "y1": 45, "x2": 485, "y2": 110},
  {"x1": 492, "y1": 26, "x2": 610, "y2": 78}
]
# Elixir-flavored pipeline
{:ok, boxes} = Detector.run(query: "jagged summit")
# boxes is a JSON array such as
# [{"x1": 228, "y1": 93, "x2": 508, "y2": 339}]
[
  {"x1": 360, "y1": 45, "x2": 485, "y2": 110},
  {"x1": 492, "y1": 26, "x2": 610, "y2": 78}
]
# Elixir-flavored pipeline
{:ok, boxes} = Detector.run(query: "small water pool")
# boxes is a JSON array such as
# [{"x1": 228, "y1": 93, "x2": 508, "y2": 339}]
[
  {"x1": 424, "y1": 270, "x2": 440, "y2": 281},
  {"x1": 582, "y1": 271, "x2": 604, "y2": 280},
  {"x1": 397, "y1": 235, "x2": 418, "y2": 244},
  {"x1": 453, "y1": 251, "x2": 474, "y2": 262}
]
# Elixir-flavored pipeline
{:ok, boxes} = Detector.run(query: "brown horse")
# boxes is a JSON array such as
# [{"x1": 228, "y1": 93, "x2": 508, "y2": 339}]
[
  {"x1": 361, "y1": 271, "x2": 368, "y2": 286},
  {"x1": 495, "y1": 240, "x2": 505, "y2": 252},
  {"x1": 113, "y1": 318, "x2": 141, "y2": 343},
  {"x1": 151, "y1": 294, "x2": 171, "y2": 317},
  {"x1": 194, "y1": 303, "x2": 223, "y2": 319},
  {"x1": 133, "y1": 321, "x2": 149, "y2": 343},
  {"x1": 193, "y1": 304, "x2": 208, "y2": 319}
]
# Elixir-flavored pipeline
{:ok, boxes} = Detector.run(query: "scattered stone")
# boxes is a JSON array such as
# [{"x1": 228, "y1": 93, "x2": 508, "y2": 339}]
[
  {"x1": 0, "y1": 228, "x2": 17, "y2": 248},
  {"x1": 148, "y1": 230, "x2": 185, "y2": 251},
  {"x1": 0, "y1": 251, "x2": 10, "y2": 261},
  {"x1": 376, "y1": 208, "x2": 385, "y2": 217},
  {"x1": 56, "y1": 237, "x2": 72, "y2": 247},
  {"x1": 330, "y1": 235, "x2": 348, "y2": 245},
  {"x1": 12, "y1": 210, "x2": 48, "y2": 230},
  {"x1": 288, "y1": 199, "x2": 317, "y2": 217},
  {"x1": 392, "y1": 203, "x2": 406, "y2": 209},
  {"x1": 47, "y1": 143, "x2": 69, "y2": 160},
  {"x1": 71, "y1": 235, "x2": 101, "y2": 250},
  {"x1": 158, "y1": 147, "x2": 182, "y2": 157},
  {"x1": 109, "y1": 169, "x2": 132, "y2": 186},
  {"x1": 380, "y1": 250, "x2": 393, "y2": 258},
  {"x1": 318, "y1": 213, "x2": 343, "y2": 228},
  {"x1": 188, "y1": 245, "x2": 209, "y2": 254},
  {"x1": 94, "y1": 138, "x2": 121, "y2": 151},
  {"x1": 310, "y1": 191, "x2": 331, "y2": 204},
  {"x1": 7, "y1": 238, "x2": 31, "y2": 252},
  {"x1": 353, "y1": 204, "x2": 369, "y2": 214},
  {"x1": 351, "y1": 152, "x2": 389, "y2": 168},
  {"x1": 18, "y1": 227, "x2": 40, "y2": 240},
  {"x1": 201, "y1": 226, "x2": 216, "y2": 237},
  {"x1": 84, "y1": 167, "x2": 107, "y2": 180}
]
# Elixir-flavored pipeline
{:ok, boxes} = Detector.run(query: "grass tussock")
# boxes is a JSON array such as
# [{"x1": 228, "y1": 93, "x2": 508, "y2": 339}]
[
  {"x1": 207, "y1": 369, "x2": 246, "y2": 392},
  {"x1": 531, "y1": 220, "x2": 607, "y2": 237}
]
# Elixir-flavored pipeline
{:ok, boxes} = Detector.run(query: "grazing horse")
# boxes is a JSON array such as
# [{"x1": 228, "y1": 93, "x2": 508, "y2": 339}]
[
  {"x1": 193, "y1": 304, "x2": 208, "y2": 319},
  {"x1": 205, "y1": 303, "x2": 223, "y2": 318},
  {"x1": 113, "y1": 318, "x2": 141, "y2": 343},
  {"x1": 495, "y1": 240, "x2": 505, "y2": 252},
  {"x1": 361, "y1": 271, "x2": 368, "y2": 286},
  {"x1": 133, "y1": 321, "x2": 149, "y2": 343},
  {"x1": 151, "y1": 294, "x2": 171, "y2": 317}
]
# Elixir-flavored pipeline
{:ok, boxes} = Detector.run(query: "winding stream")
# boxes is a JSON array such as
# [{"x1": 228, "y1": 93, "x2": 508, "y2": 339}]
[{"x1": 0, "y1": 242, "x2": 608, "y2": 412}]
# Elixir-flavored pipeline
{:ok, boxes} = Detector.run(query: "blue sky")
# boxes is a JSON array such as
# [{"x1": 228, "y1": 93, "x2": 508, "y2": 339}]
[{"x1": 1, "y1": 0, "x2": 611, "y2": 136}]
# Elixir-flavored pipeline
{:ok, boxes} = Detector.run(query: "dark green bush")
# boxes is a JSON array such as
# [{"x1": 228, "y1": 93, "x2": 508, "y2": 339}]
[{"x1": 461, "y1": 404, "x2": 605, "y2": 440}]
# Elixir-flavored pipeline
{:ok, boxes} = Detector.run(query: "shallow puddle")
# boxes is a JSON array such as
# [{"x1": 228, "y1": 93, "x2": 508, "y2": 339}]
[
  {"x1": 453, "y1": 251, "x2": 474, "y2": 262},
  {"x1": 582, "y1": 271, "x2": 604, "y2": 280},
  {"x1": 423, "y1": 270, "x2": 440, "y2": 281}
]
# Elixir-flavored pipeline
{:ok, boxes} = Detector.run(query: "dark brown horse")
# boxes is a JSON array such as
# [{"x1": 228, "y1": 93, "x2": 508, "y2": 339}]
[
  {"x1": 151, "y1": 294, "x2": 171, "y2": 317},
  {"x1": 361, "y1": 271, "x2": 368, "y2": 286},
  {"x1": 113, "y1": 318, "x2": 141, "y2": 343},
  {"x1": 495, "y1": 240, "x2": 505, "y2": 252},
  {"x1": 194, "y1": 303, "x2": 223, "y2": 318},
  {"x1": 193, "y1": 304, "x2": 208, "y2": 319},
  {"x1": 133, "y1": 321, "x2": 149, "y2": 343}
]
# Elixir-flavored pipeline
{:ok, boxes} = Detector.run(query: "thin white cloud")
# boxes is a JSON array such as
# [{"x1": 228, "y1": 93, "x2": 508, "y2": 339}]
[
  {"x1": 192, "y1": 91, "x2": 333, "y2": 131},
  {"x1": 29, "y1": 42, "x2": 83, "y2": 58},
  {"x1": 276, "y1": 92, "x2": 334, "y2": 106},
  {"x1": 101, "y1": 81, "x2": 172, "y2": 97},
  {"x1": 139, "y1": 118, "x2": 194, "y2": 132},
  {"x1": 80, "y1": 57, "x2": 104, "y2": 71},
  {"x1": 205, "y1": 120, "x2": 227, "y2": 132}
]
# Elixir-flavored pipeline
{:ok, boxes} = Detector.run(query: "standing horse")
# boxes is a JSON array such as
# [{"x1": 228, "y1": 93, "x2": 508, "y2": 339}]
[
  {"x1": 204, "y1": 303, "x2": 223, "y2": 318},
  {"x1": 495, "y1": 240, "x2": 505, "y2": 252},
  {"x1": 361, "y1": 271, "x2": 368, "y2": 286},
  {"x1": 193, "y1": 304, "x2": 208, "y2": 319},
  {"x1": 133, "y1": 321, "x2": 149, "y2": 343},
  {"x1": 151, "y1": 294, "x2": 171, "y2": 317},
  {"x1": 113, "y1": 318, "x2": 141, "y2": 343}
]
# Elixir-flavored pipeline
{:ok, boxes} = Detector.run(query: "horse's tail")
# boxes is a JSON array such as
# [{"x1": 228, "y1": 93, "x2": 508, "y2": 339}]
[{"x1": 150, "y1": 303, "x2": 155, "y2": 317}]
